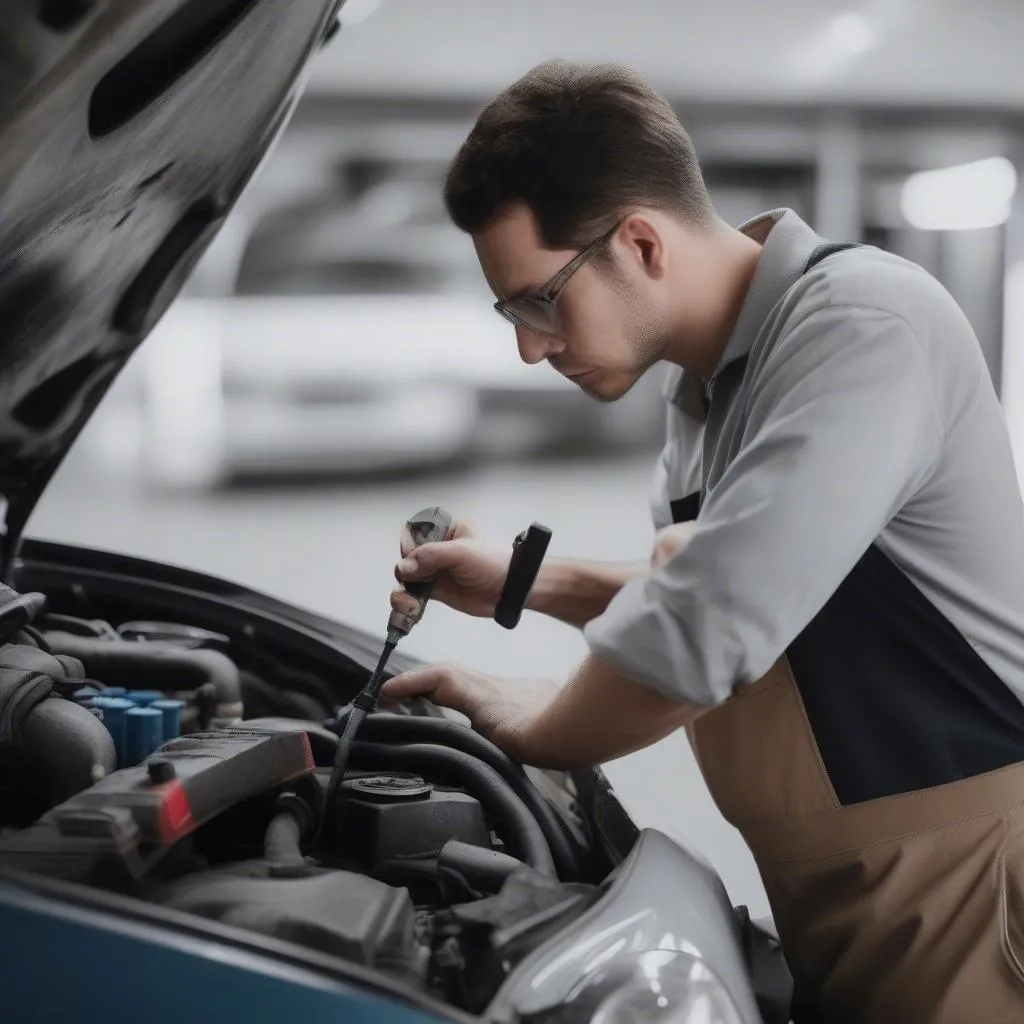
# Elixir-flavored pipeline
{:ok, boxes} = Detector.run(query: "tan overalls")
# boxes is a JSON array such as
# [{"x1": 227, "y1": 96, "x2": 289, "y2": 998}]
[{"x1": 689, "y1": 657, "x2": 1024, "y2": 1023}]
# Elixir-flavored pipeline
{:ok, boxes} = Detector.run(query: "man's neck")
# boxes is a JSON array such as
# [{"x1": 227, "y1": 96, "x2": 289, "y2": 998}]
[{"x1": 663, "y1": 222, "x2": 763, "y2": 378}]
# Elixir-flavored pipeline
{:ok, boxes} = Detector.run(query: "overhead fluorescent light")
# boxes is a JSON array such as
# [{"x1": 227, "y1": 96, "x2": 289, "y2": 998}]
[
  {"x1": 901, "y1": 157, "x2": 1018, "y2": 231},
  {"x1": 785, "y1": 10, "x2": 879, "y2": 84},
  {"x1": 828, "y1": 12, "x2": 878, "y2": 57}
]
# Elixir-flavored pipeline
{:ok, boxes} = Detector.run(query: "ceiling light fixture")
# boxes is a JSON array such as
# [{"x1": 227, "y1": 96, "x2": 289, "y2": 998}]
[
  {"x1": 828, "y1": 12, "x2": 878, "y2": 56},
  {"x1": 900, "y1": 157, "x2": 1019, "y2": 231}
]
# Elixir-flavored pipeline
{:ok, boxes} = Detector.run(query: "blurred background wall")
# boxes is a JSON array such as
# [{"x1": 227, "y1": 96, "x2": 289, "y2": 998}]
[{"x1": 28, "y1": 0, "x2": 1024, "y2": 917}]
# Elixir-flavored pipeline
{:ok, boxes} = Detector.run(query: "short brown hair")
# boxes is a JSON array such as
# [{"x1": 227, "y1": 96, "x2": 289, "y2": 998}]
[{"x1": 444, "y1": 61, "x2": 714, "y2": 249}]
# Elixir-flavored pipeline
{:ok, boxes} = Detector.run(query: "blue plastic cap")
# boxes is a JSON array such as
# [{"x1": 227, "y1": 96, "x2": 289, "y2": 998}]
[
  {"x1": 125, "y1": 707, "x2": 163, "y2": 765},
  {"x1": 101, "y1": 687, "x2": 127, "y2": 698},
  {"x1": 151, "y1": 700, "x2": 184, "y2": 743},
  {"x1": 125, "y1": 690, "x2": 163, "y2": 707},
  {"x1": 91, "y1": 697, "x2": 135, "y2": 768}
]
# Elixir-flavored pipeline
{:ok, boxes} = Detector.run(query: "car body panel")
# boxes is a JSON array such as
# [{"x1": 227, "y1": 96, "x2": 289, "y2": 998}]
[{"x1": 0, "y1": 0, "x2": 341, "y2": 566}]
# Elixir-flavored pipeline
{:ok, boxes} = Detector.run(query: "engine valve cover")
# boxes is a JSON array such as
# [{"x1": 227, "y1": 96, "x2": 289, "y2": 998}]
[{"x1": 0, "y1": 728, "x2": 315, "y2": 880}]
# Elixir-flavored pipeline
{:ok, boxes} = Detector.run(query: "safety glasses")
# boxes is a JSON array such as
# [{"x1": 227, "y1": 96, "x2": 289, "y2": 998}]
[{"x1": 493, "y1": 221, "x2": 621, "y2": 335}]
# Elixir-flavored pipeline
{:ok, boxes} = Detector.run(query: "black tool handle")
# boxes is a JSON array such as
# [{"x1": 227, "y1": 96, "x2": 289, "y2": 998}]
[
  {"x1": 387, "y1": 506, "x2": 454, "y2": 638},
  {"x1": 494, "y1": 523, "x2": 552, "y2": 630},
  {"x1": 402, "y1": 506, "x2": 454, "y2": 603}
]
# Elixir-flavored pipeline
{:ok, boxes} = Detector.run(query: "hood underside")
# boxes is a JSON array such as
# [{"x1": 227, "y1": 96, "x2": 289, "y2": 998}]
[{"x1": 0, "y1": 0, "x2": 342, "y2": 571}]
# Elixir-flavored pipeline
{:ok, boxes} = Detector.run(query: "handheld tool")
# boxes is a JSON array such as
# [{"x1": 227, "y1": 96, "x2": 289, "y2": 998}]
[
  {"x1": 368, "y1": 505, "x2": 455, "y2": 696},
  {"x1": 321, "y1": 506, "x2": 454, "y2": 830},
  {"x1": 321, "y1": 507, "x2": 552, "y2": 836}
]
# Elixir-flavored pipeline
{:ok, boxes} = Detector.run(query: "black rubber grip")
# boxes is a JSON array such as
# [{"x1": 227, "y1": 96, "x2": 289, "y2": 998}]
[{"x1": 494, "y1": 523, "x2": 552, "y2": 630}]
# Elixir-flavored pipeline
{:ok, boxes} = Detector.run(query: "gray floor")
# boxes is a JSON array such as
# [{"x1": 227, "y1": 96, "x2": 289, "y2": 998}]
[{"x1": 30, "y1": 444, "x2": 770, "y2": 917}]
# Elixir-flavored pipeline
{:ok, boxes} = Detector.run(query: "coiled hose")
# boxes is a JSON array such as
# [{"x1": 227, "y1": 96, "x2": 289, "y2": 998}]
[
  {"x1": 334, "y1": 710, "x2": 580, "y2": 881},
  {"x1": 348, "y1": 740, "x2": 556, "y2": 878}
]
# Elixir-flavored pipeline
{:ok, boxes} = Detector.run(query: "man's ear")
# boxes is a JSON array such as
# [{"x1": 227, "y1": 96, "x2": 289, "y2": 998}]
[{"x1": 618, "y1": 212, "x2": 668, "y2": 281}]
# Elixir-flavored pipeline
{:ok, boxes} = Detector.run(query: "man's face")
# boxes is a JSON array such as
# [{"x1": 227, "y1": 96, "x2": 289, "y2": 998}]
[{"x1": 473, "y1": 203, "x2": 671, "y2": 402}]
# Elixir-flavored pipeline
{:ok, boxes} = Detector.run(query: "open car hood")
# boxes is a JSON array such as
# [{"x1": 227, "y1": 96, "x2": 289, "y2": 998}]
[{"x1": 0, "y1": 0, "x2": 342, "y2": 572}]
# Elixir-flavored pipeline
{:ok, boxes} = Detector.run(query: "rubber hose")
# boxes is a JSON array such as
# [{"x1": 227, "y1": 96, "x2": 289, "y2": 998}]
[
  {"x1": 438, "y1": 839, "x2": 525, "y2": 894},
  {"x1": 264, "y1": 811, "x2": 305, "y2": 876},
  {"x1": 342, "y1": 711, "x2": 579, "y2": 880},
  {"x1": 42, "y1": 635, "x2": 243, "y2": 715},
  {"x1": 348, "y1": 740, "x2": 556, "y2": 877},
  {"x1": 18, "y1": 699, "x2": 117, "y2": 803}
]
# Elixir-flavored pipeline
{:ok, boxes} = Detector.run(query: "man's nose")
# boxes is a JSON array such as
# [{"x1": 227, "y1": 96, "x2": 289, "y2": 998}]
[{"x1": 516, "y1": 325, "x2": 563, "y2": 365}]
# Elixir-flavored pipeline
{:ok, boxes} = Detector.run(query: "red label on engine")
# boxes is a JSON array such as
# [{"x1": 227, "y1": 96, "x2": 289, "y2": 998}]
[{"x1": 157, "y1": 780, "x2": 195, "y2": 843}]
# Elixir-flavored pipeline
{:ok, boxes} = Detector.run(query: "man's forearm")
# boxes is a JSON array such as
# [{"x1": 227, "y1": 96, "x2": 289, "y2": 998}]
[
  {"x1": 525, "y1": 559, "x2": 648, "y2": 628},
  {"x1": 507, "y1": 655, "x2": 701, "y2": 770}
]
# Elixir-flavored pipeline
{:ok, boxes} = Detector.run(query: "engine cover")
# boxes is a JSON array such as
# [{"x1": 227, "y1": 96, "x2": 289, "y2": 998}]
[
  {"x1": 158, "y1": 865, "x2": 420, "y2": 975},
  {"x1": 0, "y1": 728, "x2": 315, "y2": 880}
]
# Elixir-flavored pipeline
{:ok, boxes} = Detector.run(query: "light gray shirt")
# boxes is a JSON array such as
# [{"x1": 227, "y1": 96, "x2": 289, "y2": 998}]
[{"x1": 585, "y1": 208, "x2": 1024, "y2": 709}]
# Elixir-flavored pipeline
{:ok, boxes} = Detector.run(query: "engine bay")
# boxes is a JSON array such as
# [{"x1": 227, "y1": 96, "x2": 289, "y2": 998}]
[{"x1": 0, "y1": 578, "x2": 615, "y2": 1016}]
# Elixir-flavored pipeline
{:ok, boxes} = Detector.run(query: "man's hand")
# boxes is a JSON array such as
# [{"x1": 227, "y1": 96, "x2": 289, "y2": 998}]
[
  {"x1": 652, "y1": 521, "x2": 699, "y2": 570},
  {"x1": 379, "y1": 664, "x2": 559, "y2": 759},
  {"x1": 391, "y1": 518, "x2": 510, "y2": 620},
  {"x1": 381, "y1": 655, "x2": 701, "y2": 770}
]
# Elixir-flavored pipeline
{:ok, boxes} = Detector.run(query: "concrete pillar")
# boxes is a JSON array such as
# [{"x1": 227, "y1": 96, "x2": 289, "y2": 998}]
[
  {"x1": 941, "y1": 225, "x2": 1006, "y2": 393},
  {"x1": 814, "y1": 111, "x2": 863, "y2": 241}
]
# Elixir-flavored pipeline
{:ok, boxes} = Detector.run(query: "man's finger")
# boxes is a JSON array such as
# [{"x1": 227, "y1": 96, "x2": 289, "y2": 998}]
[
  {"x1": 399, "y1": 524, "x2": 416, "y2": 558},
  {"x1": 380, "y1": 665, "x2": 451, "y2": 702},
  {"x1": 401, "y1": 518, "x2": 472, "y2": 559}
]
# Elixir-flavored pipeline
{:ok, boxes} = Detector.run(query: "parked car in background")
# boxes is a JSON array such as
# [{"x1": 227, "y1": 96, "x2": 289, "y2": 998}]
[{"x1": 93, "y1": 169, "x2": 663, "y2": 489}]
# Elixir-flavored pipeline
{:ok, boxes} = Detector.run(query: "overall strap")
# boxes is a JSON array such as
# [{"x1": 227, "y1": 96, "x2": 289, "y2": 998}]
[{"x1": 802, "y1": 241, "x2": 864, "y2": 274}]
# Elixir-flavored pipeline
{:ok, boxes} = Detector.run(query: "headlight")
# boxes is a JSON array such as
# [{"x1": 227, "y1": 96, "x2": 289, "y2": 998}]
[{"x1": 543, "y1": 949, "x2": 746, "y2": 1024}]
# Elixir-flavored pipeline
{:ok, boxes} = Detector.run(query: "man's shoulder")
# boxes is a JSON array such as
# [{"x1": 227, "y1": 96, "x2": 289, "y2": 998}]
[
  {"x1": 750, "y1": 245, "x2": 991, "y2": 435},
  {"x1": 785, "y1": 245, "x2": 963, "y2": 339}
]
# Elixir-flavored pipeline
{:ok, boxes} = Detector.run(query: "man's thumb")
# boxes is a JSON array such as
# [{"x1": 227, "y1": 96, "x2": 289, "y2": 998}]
[{"x1": 407, "y1": 540, "x2": 464, "y2": 574}]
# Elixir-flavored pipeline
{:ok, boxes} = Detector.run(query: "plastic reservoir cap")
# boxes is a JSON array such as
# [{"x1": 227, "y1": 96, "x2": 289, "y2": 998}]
[
  {"x1": 126, "y1": 690, "x2": 163, "y2": 707},
  {"x1": 101, "y1": 687, "x2": 127, "y2": 698},
  {"x1": 125, "y1": 707, "x2": 163, "y2": 765},
  {"x1": 151, "y1": 700, "x2": 184, "y2": 743},
  {"x1": 88, "y1": 697, "x2": 135, "y2": 768}
]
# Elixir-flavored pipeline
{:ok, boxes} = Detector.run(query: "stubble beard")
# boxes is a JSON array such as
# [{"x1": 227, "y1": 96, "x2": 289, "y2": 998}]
[
  {"x1": 584, "y1": 265, "x2": 671, "y2": 403},
  {"x1": 595, "y1": 312, "x2": 670, "y2": 403}
]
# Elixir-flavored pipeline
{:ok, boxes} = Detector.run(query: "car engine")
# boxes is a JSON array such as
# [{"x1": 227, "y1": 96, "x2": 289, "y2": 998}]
[{"x1": 0, "y1": 582, "x2": 607, "y2": 1016}]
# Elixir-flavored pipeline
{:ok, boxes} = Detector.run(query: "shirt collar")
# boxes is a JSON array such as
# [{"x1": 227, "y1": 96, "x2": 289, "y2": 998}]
[{"x1": 713, "y1": 207, "x2": 825, "y2": 377}]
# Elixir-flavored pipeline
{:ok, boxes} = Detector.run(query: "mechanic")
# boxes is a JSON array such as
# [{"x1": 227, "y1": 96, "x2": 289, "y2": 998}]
[{"x1": 381, "y1": 61, "x2": 1024, "y2": 1023}]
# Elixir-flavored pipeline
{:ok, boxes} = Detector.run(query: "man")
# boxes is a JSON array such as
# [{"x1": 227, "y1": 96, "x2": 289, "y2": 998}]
[{"x1": 381, "y1": 61, "x2": 1024, "y2": 1023}]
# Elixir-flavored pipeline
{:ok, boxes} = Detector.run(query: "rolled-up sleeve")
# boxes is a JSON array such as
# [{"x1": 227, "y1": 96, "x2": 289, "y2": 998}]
[{"x1": 584, "y1": 306, "x2": 946, "y2": 706}]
